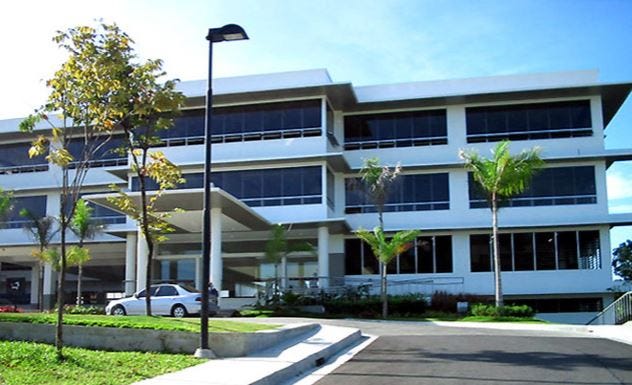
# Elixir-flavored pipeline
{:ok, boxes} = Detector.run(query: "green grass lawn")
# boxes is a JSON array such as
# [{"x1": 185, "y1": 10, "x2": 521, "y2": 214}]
[
  {"x1": 0, "y1": 313, "x2": 277, "y2": 333},
  {"x1": 0, "y1": 340, "x2": 201, "y2": 385}
]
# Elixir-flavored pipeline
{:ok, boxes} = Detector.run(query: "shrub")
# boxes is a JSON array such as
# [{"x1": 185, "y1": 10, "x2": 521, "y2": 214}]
[
  {"x1": 429, "y1": 291, "x2": 493, "y2": 313},
  {"x1": 323, "y1": 294, "x2": 426, "y2": 317},
  {"x1": 63, "y1": 305, "x2": 105, "y2": 315},
  {"x1": 470, "y1": 303, "x2": 535, "y2": 318}
]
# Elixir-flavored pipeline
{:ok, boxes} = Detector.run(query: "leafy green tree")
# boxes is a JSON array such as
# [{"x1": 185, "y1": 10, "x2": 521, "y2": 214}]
[
  {"x1": 460, "y1": 141, "x2": 543, "y2": 307},
  {"x1": 264, "y1": 224, "x2": 315, "y2": 303},
  {"x1": 357, "y1": 157, "x2": 404, "y2": 318},
  {"x1": 70, "y1": 199, "x2": 101, "y2": 305},
  {"x1": 106, "y1": 64, "x2": 184, "y2": 316},
  {"x1": 356, "y1": 227, "x2": 420, "y2": 318},
  {"x1": 19, "y1": 23, "x2": 144, "y2": 360},
  {"x1": 613, "y1": 240, "x2": 632, "y2": 281},
  {"x1": 0, "y1": 188, "x2": 12, "y2": 221},
  {"x1": 20, "y1": 209, "x2": 58, "y2": 311}
]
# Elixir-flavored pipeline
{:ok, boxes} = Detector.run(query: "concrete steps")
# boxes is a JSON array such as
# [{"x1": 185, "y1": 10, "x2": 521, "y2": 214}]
[{"x1": 134, "y1": 323, "x2": 364, "y2": 385}]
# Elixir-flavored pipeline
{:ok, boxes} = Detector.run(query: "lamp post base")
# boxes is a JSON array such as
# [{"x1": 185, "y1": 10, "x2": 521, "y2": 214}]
[{"x1": 194, "y1": 348, "x2": 217, "y2": 359}]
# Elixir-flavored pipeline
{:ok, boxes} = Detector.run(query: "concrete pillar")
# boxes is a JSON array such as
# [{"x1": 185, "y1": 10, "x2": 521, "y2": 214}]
[
  {"x1": 318, "y1": 225, "x2": 330, "y2": 288},
  {"x1": 136, "y1": 231, "x2": 149, "y2": 291},
  {"x1": 125, "y1": 233, "x2": 137, "y2": 295},
  {"x1": 42, "y1": 263, "x2": 55, "y2": 309},
  {"x1": 30, "y1": 265, "x2": 39, "y2": 305},
  {"x1": 210, "y1": 208, "x2": 223, "y2": 291}
]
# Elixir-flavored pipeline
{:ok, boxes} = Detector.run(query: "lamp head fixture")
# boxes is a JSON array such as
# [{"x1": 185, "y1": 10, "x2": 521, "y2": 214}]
[{"x1": 207, "y1": 24, "x2": 249, "y2": 43}]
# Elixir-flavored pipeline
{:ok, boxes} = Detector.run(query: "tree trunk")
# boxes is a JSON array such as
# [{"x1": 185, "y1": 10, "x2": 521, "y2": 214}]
[
  {"x1": 378, "y1": 210, "x2": 388, "y2": 318},
  {"x1": 38, "y1": 263, "x2": 44, "y2": 312},
  {"x1": 138, "y1": 171, "x2": 153, "y2": 317},
  {"x1": 56, "y1": 213, "x2": 67, "y2": 360},
  {"x1": 76, "y1": 239, "x2": 84, "y2": 306},
  {"x1": 491, "y1": 195, "x2": 503, "y2": 307},
  {"x1": 380, "y1": 261, "x2": 388, "y2": 318},
  {"x1": 76, "y1": 264, "x2": 83, "y2": 306}
]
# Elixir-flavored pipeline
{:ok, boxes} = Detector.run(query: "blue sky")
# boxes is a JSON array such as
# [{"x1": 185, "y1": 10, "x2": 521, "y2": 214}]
[{"x1": 2, "y1": 0, "x2": 632, "y2": 252}]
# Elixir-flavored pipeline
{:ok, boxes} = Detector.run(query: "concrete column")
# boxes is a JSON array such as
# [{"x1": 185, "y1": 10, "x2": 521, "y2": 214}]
[
  {"x1": 42, "y1": 263, "x2": 55, "y2": 309},
  {"x1": 136, "y1": 231, "x2": 149, "y2": 291},
  {"x1": 210, "y1": 208, "x2": 223, "y2": 291},
  {"x1": 30, "y1": 265, "x2": 39, "y2": 305},
  {"x1": 125, "y1": 232, "x2": 137, "y2": 295},
  {"x1": 318, "y1": 225, "x2": 330, "y2": 288}
]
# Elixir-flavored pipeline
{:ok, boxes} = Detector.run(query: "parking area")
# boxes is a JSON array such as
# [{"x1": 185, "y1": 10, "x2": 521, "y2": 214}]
[{"x1": 313, "y1": 334, "x2": 632, "y2": 385}]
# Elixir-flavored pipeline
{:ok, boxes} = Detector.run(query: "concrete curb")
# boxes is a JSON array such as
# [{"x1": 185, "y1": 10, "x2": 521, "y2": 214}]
[
  {"x1": 252, "y1": 327, "x2": 363, "y2": 385},
  {"x1": 0, "y1": 321, "x2": 319, "y2": 356},
  {"x1": 132, "y1": 324, "x2": 364, "y2": 385}
]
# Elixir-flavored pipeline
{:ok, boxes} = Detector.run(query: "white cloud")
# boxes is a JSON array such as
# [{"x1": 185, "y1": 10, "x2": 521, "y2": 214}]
[{"x1": 607, "y1": 171, "x2": 632, "y2": 200}]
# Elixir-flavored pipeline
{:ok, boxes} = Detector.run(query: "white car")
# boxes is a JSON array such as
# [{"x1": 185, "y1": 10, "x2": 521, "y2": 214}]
[{"x1": 105, "y1": 283, "x2": 218, "y2": 317}]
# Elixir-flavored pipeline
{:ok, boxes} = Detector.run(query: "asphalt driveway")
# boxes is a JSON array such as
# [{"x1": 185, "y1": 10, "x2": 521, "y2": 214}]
[{"x1": 313, "y1": 334, "x2": 632, "y2": 385}]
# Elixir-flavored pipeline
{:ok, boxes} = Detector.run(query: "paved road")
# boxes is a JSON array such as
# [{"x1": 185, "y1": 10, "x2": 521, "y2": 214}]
[{"x1": 313, "y1": 334, "x2": 632, "y2": 385}]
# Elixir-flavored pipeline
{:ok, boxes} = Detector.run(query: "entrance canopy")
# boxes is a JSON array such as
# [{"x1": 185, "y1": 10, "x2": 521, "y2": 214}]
[{"x1": 84, "y1": 187, "x2": 270, "y2": 234}]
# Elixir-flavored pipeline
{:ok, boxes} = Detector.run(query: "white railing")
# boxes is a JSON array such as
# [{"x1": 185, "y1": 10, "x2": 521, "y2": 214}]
[{"x1": 586, "y1": 291, "x2": 632, "y2": 325}]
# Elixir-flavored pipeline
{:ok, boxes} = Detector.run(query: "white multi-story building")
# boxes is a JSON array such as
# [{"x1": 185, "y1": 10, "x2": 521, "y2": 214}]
[{"x1": 1, "y1": 69, "x2": 630, "y2": 323}]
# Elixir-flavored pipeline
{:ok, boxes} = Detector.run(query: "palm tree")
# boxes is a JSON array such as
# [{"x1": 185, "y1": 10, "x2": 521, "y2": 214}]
[
  {"x1": 359, "y1": 158, "x2": 401, "y2": 230},
  {"x1": 357, "y1": 157, "x2": 403, "y2": 317},
  {"x1": 70, "y1": 199, "x2": 100, "y2": 306},
  {"x1": 20, "y1": 209, "x2": 58, "y2": 311},
  {"x1": 264, "y1": 224, "x2": 315, "y2": 304},
  {"x1": 460, "y1": 141, "x2": 543, "y2": 307},
  {"x1": 356, "y1": 227, "x2": 420, "y2": 318}
]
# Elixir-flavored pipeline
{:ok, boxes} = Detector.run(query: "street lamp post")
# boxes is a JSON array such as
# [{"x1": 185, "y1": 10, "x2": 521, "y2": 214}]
[{"x1": 195, "y1": 24, "x2": 248, "y2": 359}]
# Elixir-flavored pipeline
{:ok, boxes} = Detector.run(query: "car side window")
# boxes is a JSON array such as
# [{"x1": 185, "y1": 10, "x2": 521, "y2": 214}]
[
  {"x1": 156, "y1": 286, "x2": 178, "y2": 297},
  {"x1": 137, "y1": 286, "x2": 159, "y2": 298}
]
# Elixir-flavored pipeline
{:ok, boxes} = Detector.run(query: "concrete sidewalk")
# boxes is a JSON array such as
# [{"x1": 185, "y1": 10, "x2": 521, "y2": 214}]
[
  {"x1": 132, "y1": 324, "x2": 362, "y2": 385},
  {"x1": 431, "y1": 320, "x2": 632, "y2": 346}
]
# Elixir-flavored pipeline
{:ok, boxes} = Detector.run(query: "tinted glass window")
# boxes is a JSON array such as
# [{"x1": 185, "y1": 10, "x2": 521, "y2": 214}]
[
  {"x1": 131, "y1": 167, "x2": 322, "y2": 207},
  {"x1": 469, "y1": 166, "x2": 596, "y2": 208},
  {"x1": 0, "y1": 142, "x2": 48, "y2": 174},
  {"x1": 470, "y1": 230, "x2": 600, "y2": 272},
  {"x1": 579, "y1": 230, "x2": 601, "y2": 269},
  {"x1": 417, "y1": 237, "x2": 434, "y2": 273},
  {"x1": 557, "y1": 231, "x2": 578, "y2": 269},
  {"x1": 470, "y1": 235, "x2": 491, "y2": 272},
  {"x1": 346, "y1": 173, "x2": 449, "y2": 213},
  {"x1": 349, "y1": 235, "x2": 452, "y2": 275},
  {"x1": 435, "y1": 236, "x2": 453, "y2": 273},
  {"x1": 513, "y1": 233, "x2": 534, "y2": 271},
  {"x1": 536, "y1": 232, "x2": 556, "y2": 270},
  {"x1": 158, "y1": 100, "x2": 322, "y2": 146},
  {"x1": 345, "y1": 239, "x2": 362, "y2": 275},
  {"x1": 344, "y1": 110, "x2": 447, "y2": 150},
  {"x1": 156, "y1": 286, "x2": 179, "y2": 297},
  {"x1": 466, "y1": 100, "x2": 592, "y2": 142},
  {"x1": 2, "y1": 196, "x2": 47, "y2": 228},
  {"x1": 499, "y1": 234, "x2": 513, "y2": 271}
]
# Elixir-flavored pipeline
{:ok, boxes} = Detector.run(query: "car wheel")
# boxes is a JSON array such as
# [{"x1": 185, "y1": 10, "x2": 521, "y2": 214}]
[
  {"x1": 171, "y1": 304, "x2": 187, "y2": 318},
  {"x1": 112, "y1": 305, "x2": 126, "y2": 316}
]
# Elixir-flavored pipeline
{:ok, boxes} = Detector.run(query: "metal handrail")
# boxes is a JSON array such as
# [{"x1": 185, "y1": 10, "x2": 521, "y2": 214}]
[{"x1": 586, "y1": 291, "x2": 632, "y2": 325}]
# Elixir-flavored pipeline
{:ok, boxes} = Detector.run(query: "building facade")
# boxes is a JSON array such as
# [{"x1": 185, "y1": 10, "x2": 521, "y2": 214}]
[{"x1": 1, "y1": 69, "x2": 630, "y2": 323}]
